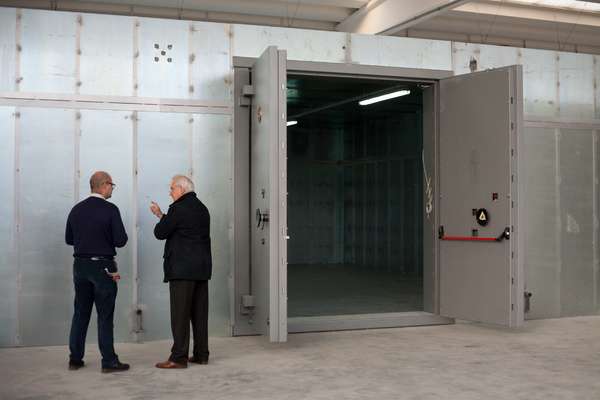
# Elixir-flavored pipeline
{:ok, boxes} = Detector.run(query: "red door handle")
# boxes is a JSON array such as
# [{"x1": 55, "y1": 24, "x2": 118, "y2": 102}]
[{"x1": 439, "y1": 227, "x2": 510, "y2": 242}]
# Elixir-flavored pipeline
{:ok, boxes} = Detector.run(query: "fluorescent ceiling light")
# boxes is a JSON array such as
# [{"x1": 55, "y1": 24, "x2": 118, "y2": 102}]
[
  {"x1": 359, "y1": 90, "x2": 411, "y2": 106},
  {"x1": 287, "y1": 120, "x2": 298, "y2": 127}
]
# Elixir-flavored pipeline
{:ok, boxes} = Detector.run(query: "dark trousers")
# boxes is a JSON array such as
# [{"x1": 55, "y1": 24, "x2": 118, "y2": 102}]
[
  {"x1": 168, "y1": 280, "x2": 209, "y2": 364},
  {"x1": 68, "y1": 259, "x2": 119, "y2": 368}
]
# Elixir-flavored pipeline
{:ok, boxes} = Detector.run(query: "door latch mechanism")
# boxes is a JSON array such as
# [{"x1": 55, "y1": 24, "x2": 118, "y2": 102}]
[{"x1": 256, "y1": 208, "x2": 269, "y2": 230}]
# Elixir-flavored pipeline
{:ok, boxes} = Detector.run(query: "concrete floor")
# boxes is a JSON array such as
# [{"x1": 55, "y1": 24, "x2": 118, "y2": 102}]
[
  {"x1": 288, "y1": 263, "x2": 423, "y2": 317},
  {"x1": 1, "y1": 316, "x2": 600, "y2": 400}
]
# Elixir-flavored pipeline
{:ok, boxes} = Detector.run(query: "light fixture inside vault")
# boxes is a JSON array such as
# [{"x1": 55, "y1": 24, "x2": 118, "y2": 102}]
[
  {"x1": 359, "y1": 90, "x2": 411, "y2": 106},
  {"x1": 287, "y1": 120, "x2": 298, "y2": 127}
]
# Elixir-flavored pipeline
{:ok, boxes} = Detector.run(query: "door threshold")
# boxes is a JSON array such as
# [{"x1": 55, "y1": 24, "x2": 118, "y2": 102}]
[{"x1": 288, "y1": 311, "x2": 454, "y2": 333}]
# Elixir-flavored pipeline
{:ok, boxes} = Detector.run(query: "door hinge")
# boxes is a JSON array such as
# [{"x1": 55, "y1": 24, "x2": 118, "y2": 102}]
[
  {"x1": 510, "y1": 96, "x2": 514, "y2": 104},
  {"x1": 242, "y1": 85, "x2": 254, "y2": 97},
  {"x1": 511, "y1": 303, "x2": 514, "y2": 311},
  {"x1": 240, "y1": 295, "x2": 255, "y2": 315},
  {"x1": 240, "y1": 85, "x2": 254, "y2": 106}
]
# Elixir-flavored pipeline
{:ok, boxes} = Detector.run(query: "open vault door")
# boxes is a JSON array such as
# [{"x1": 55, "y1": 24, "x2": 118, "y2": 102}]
[
  {"x1": 250, "y1": 46, "x2": 288, "y2": 342},
  {"x1": 438, "y1": 66, "x2": 524, "y2": 328}
]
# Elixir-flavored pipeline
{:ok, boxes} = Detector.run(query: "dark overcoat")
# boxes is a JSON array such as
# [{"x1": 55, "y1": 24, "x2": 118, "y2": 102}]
[{"x1": 154, "y1": 192, "x2": 212, "y2": 282}]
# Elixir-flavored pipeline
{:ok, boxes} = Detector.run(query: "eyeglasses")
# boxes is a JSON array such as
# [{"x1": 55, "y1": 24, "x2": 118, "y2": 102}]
[{"x1": 105, "y1": 182, "x2": 116, "y2": 188}]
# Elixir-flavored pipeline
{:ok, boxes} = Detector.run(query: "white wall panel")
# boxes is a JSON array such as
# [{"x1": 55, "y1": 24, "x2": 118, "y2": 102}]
[
  {"x1": 137, "y1": 112, "x2": 189, "y2": 340},
  {"x1": 18, "y1": 108, "x2": 75, "y2": 345},
  {"x1": 20, "y1": 10, "x2": 76, "y2": 94},
  {"x1": 451, "y1": 42, "x2": 474, "y2": 75},
  {"x1": 559, "y1": 52, "x2": 595, "y2": 119},
  {"x1": 0, "y1": 8, "x2": 16, "y2": 92},
  {"x1": 79, "y1": 14, "x2": 134, "y2": 96},
  {"x1": 232, "y1": 24, "x2": 346, "y2": 63},
  {"x1": 138, "y1": 18, "x2": 189, "y2": 98},
  {"x1": 522, "y1": 48, "x2": 559, "y2": 118},
  {"x1": 559, "y1": 130, "x2": 595, "y2": 316},
  {"x1": 352, "y1": 35, "x2": 451, "y2": 70},
  {"x1": 595, "y1": 56, "x2": 600, "y2": 120},
  {"x1": 192, "y1": 114, "x2": 232, "y2": 335},
  {"x1": 189, "y1": 22, "x2": 232, "y2": 102},
  {"x1": 0, "y1": 107, "x2": 16, "y2": 346},
  {"x1": 596, "y1": 56, "x2": 600, "y2": 119},
  {"x1": 479, "y1": 44, "x2": 519, "y2": 70},
  {"x1": 523, "y1": 127, "x2": 560, "y2": 319},
  {"x1": 79, "y1": 110, "x2": 134, "y2": 341},
  {"x1": 452, "y1": 43, "x2": 519, "y2": 76}
]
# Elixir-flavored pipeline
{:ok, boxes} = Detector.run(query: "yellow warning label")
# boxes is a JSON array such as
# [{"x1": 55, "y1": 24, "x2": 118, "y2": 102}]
[{"x1": 479, "y1": 211, "x2": 487, "y2": 221}]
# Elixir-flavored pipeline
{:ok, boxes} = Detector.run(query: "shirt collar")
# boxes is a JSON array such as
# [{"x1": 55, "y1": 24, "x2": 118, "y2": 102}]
[
  {"x1": 173, "y1": 191, "x2": 196, "y2": 204},
  {"x1": 89, "y1": 193, "x2": 106, "y2": 200}
]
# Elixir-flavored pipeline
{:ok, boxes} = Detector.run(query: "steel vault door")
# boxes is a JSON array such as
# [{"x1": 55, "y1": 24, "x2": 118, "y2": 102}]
[
  {"x1": 250, "y1": 47, "x2": 288, "y2": 342},
  {"x1": 438, "y1": 66, "x2": 524, "y2": 328}
]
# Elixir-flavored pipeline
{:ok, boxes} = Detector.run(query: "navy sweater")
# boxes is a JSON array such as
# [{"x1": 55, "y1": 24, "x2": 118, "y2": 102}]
[{"x1": 65, "y1": 196, "x2": 128, "y2": 257}]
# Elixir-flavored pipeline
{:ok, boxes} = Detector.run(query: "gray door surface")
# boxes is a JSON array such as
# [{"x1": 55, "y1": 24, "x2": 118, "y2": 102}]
[
  {"x1": 438, "y1": 66, "x2": 524, "y2": 328},
  {"x1": 250, "y1": 47, "x2": 288, "y2": 342}
]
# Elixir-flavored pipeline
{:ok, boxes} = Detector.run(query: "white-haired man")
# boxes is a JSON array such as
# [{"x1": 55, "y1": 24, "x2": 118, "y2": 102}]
[{"x1": 150, "y1": 175, "x2": 212, "y2": 369}]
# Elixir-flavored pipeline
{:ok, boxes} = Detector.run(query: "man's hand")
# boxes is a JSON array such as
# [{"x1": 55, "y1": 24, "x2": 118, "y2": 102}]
[
  {"x1": 150, "y1": 201, "x2": 164, "y2": 218},
  {"x1": 104, "y1": 268, "x2": 121, "y2": 282},
  {"x1": 108, "y1": 272, "x2": 121, "y2": 282}
]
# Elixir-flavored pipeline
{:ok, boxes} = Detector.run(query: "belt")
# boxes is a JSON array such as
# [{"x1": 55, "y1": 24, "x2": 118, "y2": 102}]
[{"x1": 76, "y1": 256, "x2": 114, "y2": 261}]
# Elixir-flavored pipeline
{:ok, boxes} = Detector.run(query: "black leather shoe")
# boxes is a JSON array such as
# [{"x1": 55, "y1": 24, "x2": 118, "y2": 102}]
[
  {"x1": 101, "y1": 361, "x2": 130, "y2": 373},
  {"x1": 188, "y1": 356, "x2": 208, "y2": 365},
  {"x1": 69, "y1": 360, "x2": 85, "y2": 370}
]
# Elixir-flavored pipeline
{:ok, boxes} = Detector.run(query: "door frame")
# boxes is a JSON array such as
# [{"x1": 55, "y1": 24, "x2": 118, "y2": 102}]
[{"x1": 232, "y1": 56, "x2": 454, "y2": 336}]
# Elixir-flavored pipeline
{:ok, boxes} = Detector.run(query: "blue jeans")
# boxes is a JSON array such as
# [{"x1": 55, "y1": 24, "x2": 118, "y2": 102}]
[{"x1": 68, "y1": 258, "x2": 119, "y2": 368}]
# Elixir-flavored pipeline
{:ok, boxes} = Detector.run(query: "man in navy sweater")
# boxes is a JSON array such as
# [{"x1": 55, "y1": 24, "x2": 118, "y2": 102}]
[{"x1": 65, "y1": 171, "x2": 130, "y2": 373}]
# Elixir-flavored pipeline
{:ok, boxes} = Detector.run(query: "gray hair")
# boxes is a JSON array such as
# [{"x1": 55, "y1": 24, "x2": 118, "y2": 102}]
[{"x1": 172, "y1": 175, "x2": 194, "y2": 194}]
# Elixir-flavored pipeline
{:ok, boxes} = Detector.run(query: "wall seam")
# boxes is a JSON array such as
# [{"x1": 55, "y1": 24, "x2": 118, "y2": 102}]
[
  {"x1": 13, "y1": 9, "x2": 22, "y2": 347},
  {"x1": 227, "y1": 23, "x2": 235, "y2": 336},
  {"x1": 593, "y1": 130, "x2": 598, "y2": 310},
  {"x1": 13, "y1": 107, "x2": 21, "y2": 346},
  {"x1": 130, "y1": 17, "x2": 141, "y2": 342},
  {"x1": 15, "y1": 9, "x2": 21, "y2": 92},
  {"x1": 555, "y1": 127, "x2": 562, "y2": 316},
  {"x1": 74, "y1": 111, "x2": 81, "y2": 204},
  {"x1": 75, "y1": 14, "x2": 82, "y2": 95},
  {"x1": 131, "y1": 110, "x2": 140, "y2": 342},
  {"x1": 556, "y1": 51, "x2": 561, "y2": 118},
  {"x1": 133, "y1": 19, "x2": 139, "y2": 97}
]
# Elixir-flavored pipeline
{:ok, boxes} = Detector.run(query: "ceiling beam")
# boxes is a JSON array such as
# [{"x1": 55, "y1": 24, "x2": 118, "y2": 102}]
[
  {"x1": 396, "y1": 6, "x2": 600, "y2": 54},
  {"x1": 455, "y1": 0, "x2": 600, "y2": 28},
  {"x1": 336, "y1": 0, "x2": 472, "y2": 35},
  {"x1": 0, "y1": 0, "x2": 354, "y2": 23}
]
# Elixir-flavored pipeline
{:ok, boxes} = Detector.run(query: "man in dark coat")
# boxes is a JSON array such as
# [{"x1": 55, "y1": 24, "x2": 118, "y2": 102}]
[
  {"x1": 65, "y1": 171, "x2": 130, "y2": 373},
  {"x1": 150, "y1": 175, "x2": 212, "y2": 369}
]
